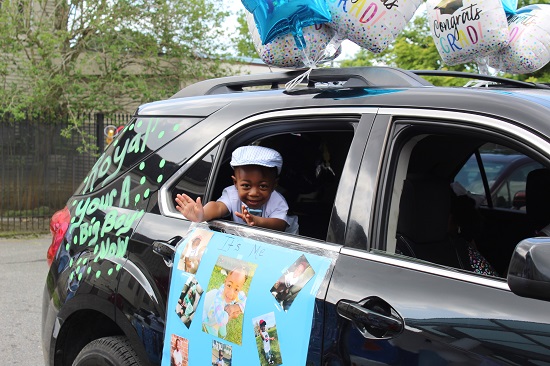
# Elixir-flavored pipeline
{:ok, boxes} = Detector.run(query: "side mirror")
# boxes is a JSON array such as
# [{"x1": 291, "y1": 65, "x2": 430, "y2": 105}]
[
  {"x1": 512, "y1": 190, "x2": 526, "y2": 209},
  {"x1": 507, "y1": 238, "x2": 550, "y2": 301}
]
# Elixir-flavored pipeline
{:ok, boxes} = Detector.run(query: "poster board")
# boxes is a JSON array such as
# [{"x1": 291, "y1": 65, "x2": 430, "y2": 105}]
[{"x1": 162, "y1": 226, "x2": 335, "y2": 366}]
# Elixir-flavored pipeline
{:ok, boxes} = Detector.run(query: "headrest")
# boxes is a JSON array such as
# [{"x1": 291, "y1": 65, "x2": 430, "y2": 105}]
[
  {"x1": 526, "y1": 168, "x2": 550, "y2": 230},
  {"x1": 397, "y1": 177, "x2": 451, "y2": 243}
]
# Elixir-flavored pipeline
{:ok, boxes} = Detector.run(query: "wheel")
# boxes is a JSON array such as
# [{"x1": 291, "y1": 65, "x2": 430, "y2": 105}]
[{"x1": 72, "y1": 336, "x2": 142, "y2": 366}]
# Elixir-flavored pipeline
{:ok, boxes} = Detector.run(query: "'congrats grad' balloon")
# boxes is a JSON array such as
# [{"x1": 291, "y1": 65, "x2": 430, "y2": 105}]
[
  {"x1": 427, "y1": 0, "x2": 509, "y2": 65},
  {"x1": 487, "y1": 4, "x2": 550, "y2": 74}
]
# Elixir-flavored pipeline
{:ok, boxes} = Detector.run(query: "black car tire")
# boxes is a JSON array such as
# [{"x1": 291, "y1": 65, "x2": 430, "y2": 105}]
[{"x1": 72, "y1": 336, "x2": 142, "y2": 366}]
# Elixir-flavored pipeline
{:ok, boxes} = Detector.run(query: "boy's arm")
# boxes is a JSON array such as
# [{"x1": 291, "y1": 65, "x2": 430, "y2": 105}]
[
  {"x1": 202, "y1": 201, "x2": 230, "y2": 221},
  {"x1": 236, "y1": 206, "x2": 288, "y2": 231},
  {"x1": 175, "y1": 194, "x2": 229, "y2": 222}
]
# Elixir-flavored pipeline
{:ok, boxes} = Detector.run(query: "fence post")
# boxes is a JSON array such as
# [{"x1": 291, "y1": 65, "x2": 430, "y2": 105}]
[{"x1": 96, "y1": 112, "x2": 104, "y2": 152}]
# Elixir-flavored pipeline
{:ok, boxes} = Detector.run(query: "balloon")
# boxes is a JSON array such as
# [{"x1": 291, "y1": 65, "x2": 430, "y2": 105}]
[
  {"x1": 326, "y1": 0, "x2": 423, "y2": 53},
  {"x1": 426, "y1": 0, "x2": 509, "y2": 66},
  {"x1": 247, "y1": 11, "x2": 342, "y2": 68},
  {"x1": 241, "y1": 0, "x2": 332, "y2": 50},
  {"x1": 500, "y1": 0, "x2": 517, "y2": 16},
  {"x1": 487, "y1": 4, "x2": 550, "y2": 74}
]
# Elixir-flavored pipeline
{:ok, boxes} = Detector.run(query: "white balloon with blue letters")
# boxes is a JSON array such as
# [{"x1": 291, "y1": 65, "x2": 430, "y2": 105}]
[
  {"x1": 426, "y1": 0, "x2": 509, "y2": 66},
  {"x1": 487, "y1": 4, "x2": 550, "y2": 74}
]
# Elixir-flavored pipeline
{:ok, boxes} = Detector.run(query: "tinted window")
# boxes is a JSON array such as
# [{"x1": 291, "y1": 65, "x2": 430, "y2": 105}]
[
  {"x1": 171, "y1": 144, "x2": 220, "y2": 203},
  {"x1": 377, "y1": 128, "x2": 547, "y2": 278},
  {"x1": 76, "y1": 117, "x2": 201, "y2": 195},
  {"x1": 454, "y1": 144, "x2": 544, "y2": 209}
]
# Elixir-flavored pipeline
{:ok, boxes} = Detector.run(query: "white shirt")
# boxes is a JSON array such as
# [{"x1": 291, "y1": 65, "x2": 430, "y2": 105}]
[
  {"x1": 217, "y1": 186, "x2": 299, "y2": 234},
  {"x1": 261, "y1": 329, "x2": 271, "y2": 352}
]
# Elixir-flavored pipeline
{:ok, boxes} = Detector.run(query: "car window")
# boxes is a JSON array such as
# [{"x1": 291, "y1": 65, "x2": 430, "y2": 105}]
[
  {"x1": 213, "y1": 125, "x2": 356, "y2": 241},
  {"x1": 370, "y1": 121, "x2": 550, "y2": 279},
  {"x1": 76, "y1": 117, "x2": 201, "y2": 195},
  {"x1": 171, "y1": 144, "x2": 220, "y2": 203},
  {"x1": 454, "y1": 143, "x2": 544, "y2": 210},
  {"x1": 245, "y1": 132, "x2": 353, "y2": 240}
]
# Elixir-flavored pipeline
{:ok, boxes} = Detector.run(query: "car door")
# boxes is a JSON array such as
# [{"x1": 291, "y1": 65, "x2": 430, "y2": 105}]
[
  {"x1": 130, "y1": 109, "x2": 376, "y2": 364},
  {"x1": 323, "y1": 110, "x2": 550, "y2": 365}
]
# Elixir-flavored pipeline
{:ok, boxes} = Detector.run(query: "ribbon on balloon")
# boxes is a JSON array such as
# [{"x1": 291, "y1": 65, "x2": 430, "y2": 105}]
[{"x1": 283, "y1": 35, "x2": 341, "y2": 90}]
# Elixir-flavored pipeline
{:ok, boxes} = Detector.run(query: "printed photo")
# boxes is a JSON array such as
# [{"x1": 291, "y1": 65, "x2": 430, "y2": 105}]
[
  {"x1": 170, "y1": 334, "x2": 188, "y2": 366},
  {"x1": 175, "y1": 276, "x2": 203, "y2": 328},
  {"x1": 202, "y1": 255, "x2": 257, "y2": 345},
  {"x1": 177, "y1": 229, "x2": 214, "y2": 274},
  {"x1": 211, "y1": 340, "x2": 232, "y2": 366},
  {"x1": 253, "y1": 312, "x2": 283, "y2": 366},
  {"x1": 270, "y1": 254, "x2": 315, "y2": 311}
]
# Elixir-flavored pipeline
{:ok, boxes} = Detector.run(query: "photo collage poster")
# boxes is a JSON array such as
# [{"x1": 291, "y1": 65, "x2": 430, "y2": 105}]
[{"x1": 161, "y1": 227, "x2": 334, "y2": 366}]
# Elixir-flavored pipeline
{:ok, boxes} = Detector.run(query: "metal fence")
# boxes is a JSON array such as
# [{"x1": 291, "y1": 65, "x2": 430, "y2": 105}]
[{"x1": 0, "y1": 112, "x2": 133, "y2": 233}]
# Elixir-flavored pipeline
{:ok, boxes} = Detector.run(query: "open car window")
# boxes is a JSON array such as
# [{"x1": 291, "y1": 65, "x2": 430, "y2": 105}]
[{"x1": 166, "y1": 117, "x2": 357, "y2": 242}]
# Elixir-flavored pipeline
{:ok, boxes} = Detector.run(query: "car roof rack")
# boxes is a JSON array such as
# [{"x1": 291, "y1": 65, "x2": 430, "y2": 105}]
[
  {"x1": 411, "y1": 70, "x2": 550, "y2": 90},
  {"x1": 170, "y1": 66, "x2": 433, "y2": 99}
]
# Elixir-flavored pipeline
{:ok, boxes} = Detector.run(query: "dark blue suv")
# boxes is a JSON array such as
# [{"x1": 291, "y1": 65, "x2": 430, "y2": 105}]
[{"x1": 42, "y1": 67, "x2": 550, "y2": 365}]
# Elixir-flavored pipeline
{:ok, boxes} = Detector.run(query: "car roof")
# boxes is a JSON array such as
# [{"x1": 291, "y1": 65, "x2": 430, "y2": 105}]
[{"x1": 136, "y1": 67, "x2": 550, "y2": 139}]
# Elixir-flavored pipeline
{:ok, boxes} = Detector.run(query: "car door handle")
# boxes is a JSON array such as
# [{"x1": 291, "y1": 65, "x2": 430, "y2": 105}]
[
  {"x1": 337, "y1": 297, "x2": 404, "y2": 339},
  {"x1": 152, "y1": 236, "x2": 181, "y2": 267}
]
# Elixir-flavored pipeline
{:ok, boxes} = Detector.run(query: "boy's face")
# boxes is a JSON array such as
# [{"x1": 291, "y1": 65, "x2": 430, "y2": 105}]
[
  {"x1": 223, "y1": 269, "x2": 246, "y2": 303},
  {"x1": 232, "y1": 165, "x2": 277, "y2": 210},
  {"x1": 260, "y1": 324, "x2": 266, "y2": 331},
  {"x1": 293, "y1": 263, "x2": 306, "y2": 277}
]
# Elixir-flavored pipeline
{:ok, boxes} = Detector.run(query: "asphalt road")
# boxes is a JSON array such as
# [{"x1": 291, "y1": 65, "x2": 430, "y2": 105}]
[{"x1": 0, "y1": 234, "x2": 51, "y2": 365}]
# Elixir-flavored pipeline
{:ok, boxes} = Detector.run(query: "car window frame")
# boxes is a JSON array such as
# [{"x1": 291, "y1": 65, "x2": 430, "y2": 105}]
[
  {"x1": 159, "y1": 108, "x2": 372, "y2": 242},
  {"x1": 349, "y1": 107, "x2": 550, "y2": 287}
]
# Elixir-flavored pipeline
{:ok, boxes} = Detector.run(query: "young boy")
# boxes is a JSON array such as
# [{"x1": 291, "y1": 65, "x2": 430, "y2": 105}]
[
  {"x1": 178, "y1": 236, "x2": 205, "y2": 274},
  {"x1": 215, "y1": 349, "x2": 225, "y2": 366},
  {"x1": 175, "y1": 146, "x2": 298, "y2": 233},
  {"x1": 203, "y1": 267, "x2": 247, "y2": 338},
  {"x1": 259, "y1": 319, "x2": 275, "y2": 365},
  {"x1": 272, "y1": 260, "x2": 307, "y2": 305}
]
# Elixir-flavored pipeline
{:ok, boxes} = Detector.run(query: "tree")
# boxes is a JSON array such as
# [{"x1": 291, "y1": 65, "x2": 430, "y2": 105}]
[
  {"x1": 0, "y1": 0, "x2": 233, "y2": 152},
  {"x1": 232, "y1": 10, "x2": 257, "y2": 58}
]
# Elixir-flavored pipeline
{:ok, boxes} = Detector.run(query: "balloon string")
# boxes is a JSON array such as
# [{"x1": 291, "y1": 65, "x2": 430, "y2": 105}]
[
  {"x1": 285, "y1": 46, "x2": 329, "y2": 91},
  {"x1": 285, "y1": 67, "x2": 314, "y2": 90},
  {"x1": 284, "y1": 35, "x2": 342, "y2": 91}
]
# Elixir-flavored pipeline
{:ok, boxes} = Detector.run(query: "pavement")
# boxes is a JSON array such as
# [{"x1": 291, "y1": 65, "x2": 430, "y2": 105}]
[{"x1": 0, "y1": 234, "x2": 51, "y2": 365}]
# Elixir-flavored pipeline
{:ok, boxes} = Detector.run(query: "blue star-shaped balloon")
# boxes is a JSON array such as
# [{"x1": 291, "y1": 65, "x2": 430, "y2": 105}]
[{"x1": 242, "y1": 0, "x2": 331, "y2": 50}]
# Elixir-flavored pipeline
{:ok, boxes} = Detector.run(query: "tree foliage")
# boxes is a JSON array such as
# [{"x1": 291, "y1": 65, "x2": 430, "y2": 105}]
[
  {"x1": 232, "y1": 10, "x2": 257, "y2": 58},
  {"x1": 0, "y1": 0, "x2": 234, "y2": 152},
  {"x1": 341, "y1": 1, "x2": 550, "y2": 85}
]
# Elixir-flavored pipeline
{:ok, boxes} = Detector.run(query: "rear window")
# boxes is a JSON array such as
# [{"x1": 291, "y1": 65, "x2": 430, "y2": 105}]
[{"x1": 76, "y1": 117, "x2": 201, "y2": 195}]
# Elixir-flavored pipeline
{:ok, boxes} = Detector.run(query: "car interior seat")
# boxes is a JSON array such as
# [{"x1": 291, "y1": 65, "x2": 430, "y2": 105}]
[
  {"x1": 526, "y1": 168, "x2": 550, "y2": 235},
  {"x1": 396, "y1": 176, "x2": 475, "y2": 271},
  {"x1": 260, "y1": 132, "x2": 353, "y2": 240}
]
